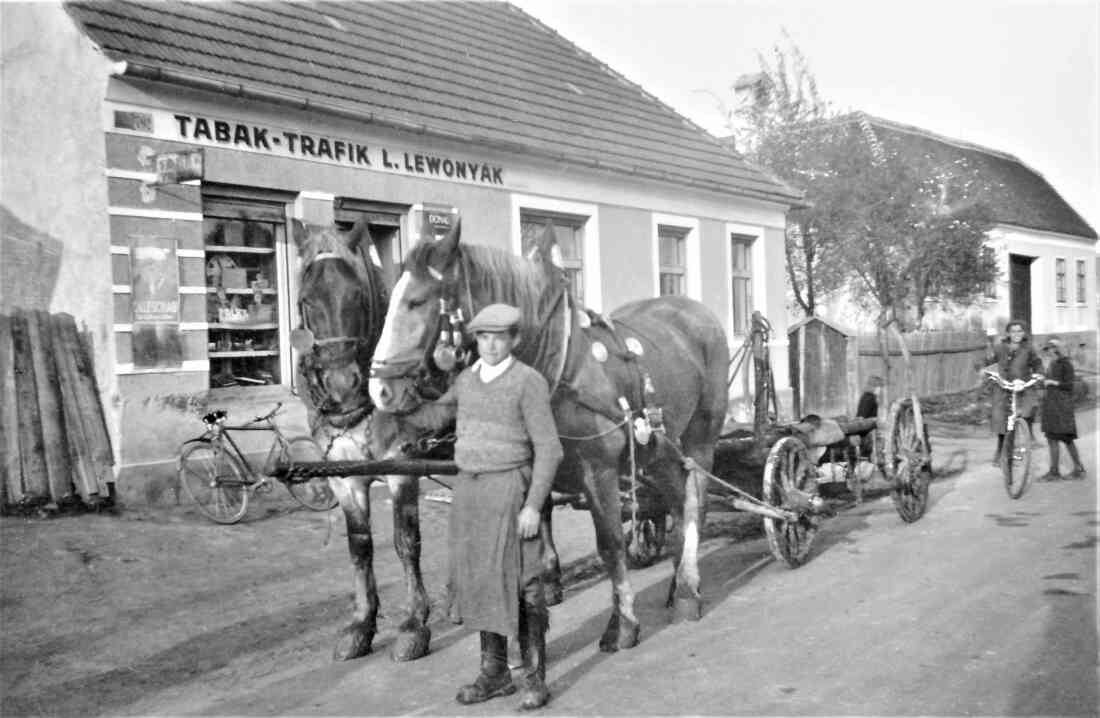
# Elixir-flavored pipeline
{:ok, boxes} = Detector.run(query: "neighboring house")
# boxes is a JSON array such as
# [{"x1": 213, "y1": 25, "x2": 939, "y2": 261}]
[
  {"x1": 816, "y1": 115, "x2": 1098, "y2": 365},
  {"x1": 1, "y1": 1, "x2": 800, "y2": 505}
]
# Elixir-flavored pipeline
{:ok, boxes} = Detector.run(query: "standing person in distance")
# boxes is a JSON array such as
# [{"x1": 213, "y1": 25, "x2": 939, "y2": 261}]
[
  {"x1": 985, "y1": 320, "x2": 1043, "y2": 467},
  {"x1": 1039, "y1": 337, "x2": 1086, "y2": 481},
  {"x1": 405, "y1": 303, "x2": 563, "y2": 711}
]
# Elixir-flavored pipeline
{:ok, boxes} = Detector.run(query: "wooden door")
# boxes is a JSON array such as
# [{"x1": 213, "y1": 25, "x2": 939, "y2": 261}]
[{"x1": 1009, "y1": 254, "x2": 1033, "y2": 325}]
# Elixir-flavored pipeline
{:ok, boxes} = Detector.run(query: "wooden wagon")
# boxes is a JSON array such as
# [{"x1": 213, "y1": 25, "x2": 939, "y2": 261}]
[{"x1": 272, "y1": 312, "x2": 931, "y2": 571}]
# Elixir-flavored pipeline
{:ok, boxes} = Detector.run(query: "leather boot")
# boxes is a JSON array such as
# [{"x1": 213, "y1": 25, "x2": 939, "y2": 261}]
[
  {"x1": 517, "y1": 603, "x2": 550, "y2": 710},
  {"x1": 456, "y1": 632, "x2": 515, "y2": 705}
]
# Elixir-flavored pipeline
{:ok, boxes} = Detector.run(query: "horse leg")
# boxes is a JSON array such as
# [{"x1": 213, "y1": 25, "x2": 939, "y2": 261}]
[
  {"x1": 331, "y1": 476, "x2": 380, "y2": 660},
  {"x1": 666, "y1": 427, "x2": 715, "y2": 622},
  {"x1": 540, "y1": 501, "x2": 563, "y2": 606},
  {"x1": 584, "y1": 464, "x2": 640, "y2": 652},
  {"x1": 387, "y1": 474, "x2": 431, "y2": 662}
]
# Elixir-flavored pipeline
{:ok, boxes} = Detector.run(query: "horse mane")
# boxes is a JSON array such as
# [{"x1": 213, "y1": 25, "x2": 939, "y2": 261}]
[{"x1": 405, "y1": 241, "x2": 557, "y2": 331}]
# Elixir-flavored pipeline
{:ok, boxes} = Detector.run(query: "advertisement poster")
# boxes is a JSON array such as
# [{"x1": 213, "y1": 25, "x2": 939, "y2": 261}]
[{"x1": 129, "y1": 236, "x2": 182, "y2": 367}]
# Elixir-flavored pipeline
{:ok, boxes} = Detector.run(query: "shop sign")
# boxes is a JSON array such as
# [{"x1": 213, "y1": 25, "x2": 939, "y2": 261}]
[
  {"x1": 412, "y1": 204, "x2": 459, "y2": 242},
  {"x1": 154, "y1": 148, "x2": 204, "y2": 184},
  {"x1": 167, "y1": 112, "x2": 506, "y2": 186}
]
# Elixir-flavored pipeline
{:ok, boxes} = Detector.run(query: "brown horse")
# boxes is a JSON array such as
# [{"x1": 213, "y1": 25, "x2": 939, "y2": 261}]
[
  {"x1": 368, "y1": 220, "x2": 730, "y2": 650},
  {"x1": 292, "y1": 220, "x2": 432, "y2": 662}
]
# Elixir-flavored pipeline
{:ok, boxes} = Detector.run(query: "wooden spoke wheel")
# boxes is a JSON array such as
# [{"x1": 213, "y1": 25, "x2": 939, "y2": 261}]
[
  {"x1": 885, "y1": 398, "x2": 932, "y2": 522},
  {"x1": 625, "y1": 513, "x2": 667, "y2": 569},
  {"x1": 762, "y1": 436, "x2": 818, "y2": 568}
]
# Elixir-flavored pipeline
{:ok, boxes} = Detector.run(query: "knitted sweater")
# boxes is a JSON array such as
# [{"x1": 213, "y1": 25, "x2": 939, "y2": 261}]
[{"x1": 407, "y1": 359, "x2": 563, "y2": 512}]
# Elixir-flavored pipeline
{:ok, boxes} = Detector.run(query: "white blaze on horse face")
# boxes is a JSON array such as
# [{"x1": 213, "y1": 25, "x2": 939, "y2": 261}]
[{"x1": 372, "y1": 271, "x2": 411, "y2": 364}]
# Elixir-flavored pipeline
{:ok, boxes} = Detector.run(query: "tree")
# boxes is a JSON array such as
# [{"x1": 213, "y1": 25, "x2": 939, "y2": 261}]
[
  {"x1": 727, "y1": 37, "x2": 997, "y2": 333},
  {"x1": 724, "y1": 34, "x2": 853, "y2": 317}
]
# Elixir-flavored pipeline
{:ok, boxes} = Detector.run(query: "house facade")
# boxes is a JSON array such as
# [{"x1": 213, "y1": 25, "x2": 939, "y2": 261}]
[
  {"x1": 817, "y1": 116, "x2": 1098, "y2": 366},
  {"x1": 1, "y1": 1, "x2": 800, "y2": 505}
]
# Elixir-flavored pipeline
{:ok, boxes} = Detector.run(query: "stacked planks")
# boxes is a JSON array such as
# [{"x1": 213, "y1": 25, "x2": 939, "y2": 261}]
[{"x1": 0, "y1": 310, "x2": 114, "y2": 509}]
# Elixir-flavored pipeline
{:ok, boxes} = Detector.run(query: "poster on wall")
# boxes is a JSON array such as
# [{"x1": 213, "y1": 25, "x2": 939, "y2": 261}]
[{"x1": 129, "y1": 236, "x2": 183, "y2": 368}]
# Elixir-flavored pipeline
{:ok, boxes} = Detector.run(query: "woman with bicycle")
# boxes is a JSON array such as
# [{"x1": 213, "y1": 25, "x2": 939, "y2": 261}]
[
  {"x1": 1039, "y1": 337, "x2": 1086, "y2": 481},
  {"x1": 985, "y1": 320, "x2": 1043, "y2": 467}
]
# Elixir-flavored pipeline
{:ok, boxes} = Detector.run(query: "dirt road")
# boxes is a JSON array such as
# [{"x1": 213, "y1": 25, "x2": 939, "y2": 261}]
[{"x1": 2, "y1": 411, "x2": 1096, "y2": 717}]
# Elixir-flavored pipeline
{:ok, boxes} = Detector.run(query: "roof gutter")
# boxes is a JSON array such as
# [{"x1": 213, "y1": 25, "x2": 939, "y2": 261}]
[{"x1": 110, "y1": 61, "x2": 804, "y2": 207}]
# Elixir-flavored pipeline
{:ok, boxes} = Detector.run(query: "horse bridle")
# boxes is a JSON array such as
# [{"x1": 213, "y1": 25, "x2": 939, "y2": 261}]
[
  {"x1": 293, "y1": 252, "x2": 378, "y2": 415},
  {"x1": 369, "y1": 250, "x2": 478, "y2": 402}
]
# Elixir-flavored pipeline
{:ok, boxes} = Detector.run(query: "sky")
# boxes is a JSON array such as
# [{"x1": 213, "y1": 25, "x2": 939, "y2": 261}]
[{"x1": 512, "y1": 0, "x2": 1100, "y2": 237}]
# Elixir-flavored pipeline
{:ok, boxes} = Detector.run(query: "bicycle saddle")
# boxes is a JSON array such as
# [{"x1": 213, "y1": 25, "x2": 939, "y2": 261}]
[{"x1": 203, "y1": 410, "x2": 228, "y2": 424}]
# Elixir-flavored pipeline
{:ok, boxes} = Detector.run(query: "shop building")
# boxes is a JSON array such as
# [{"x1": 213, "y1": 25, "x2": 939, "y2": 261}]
[{"x1": 1, "y1": 1, "x2": 801, "y2": 506}]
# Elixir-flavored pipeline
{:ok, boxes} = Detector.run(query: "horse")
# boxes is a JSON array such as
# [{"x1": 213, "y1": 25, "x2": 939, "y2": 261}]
[
  {"x1": 368, "y1": 219, "x2": 731, "y2": 651},
  {"x1": 291, "y1": 219, "x2": 433, "y2": 662}
]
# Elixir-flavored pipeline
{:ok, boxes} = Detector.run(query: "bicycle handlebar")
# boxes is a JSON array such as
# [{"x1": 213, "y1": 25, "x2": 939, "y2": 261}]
[
  {"x1": 982, "y1": 369, "x2": 1042, "y2": 392},
  {"x1": 201, "y1": 402, "x2": 283, "y2": 427}
]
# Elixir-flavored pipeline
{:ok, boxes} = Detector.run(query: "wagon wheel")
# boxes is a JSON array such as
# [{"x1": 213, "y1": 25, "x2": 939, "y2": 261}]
[
  {"x1": 762, "y1": 436, "x2": 818, "y2": 568},
  {"x1": 885, "y1": 398, "x2": 932, "y2": 523},
  {"x1": 625, "y1": 513, "x2": 667, "y2": 569}
]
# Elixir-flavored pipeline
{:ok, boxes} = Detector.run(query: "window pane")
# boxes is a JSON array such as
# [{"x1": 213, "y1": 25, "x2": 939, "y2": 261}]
[
  {"x1": 1056, "y1": 258, "x2": 1066, "y2": 303},
  {"x1": 1077, "y1": 260, "x2": 1087, "y2": 303},
  {"x1": 520, "y1": 210, "x2": 586, "y2": 305},
  {"x1": 732, "y1": 277, "x2": 751, "y2": 335},
  {"x1": 659, "y1": 272, "x2": 684, "y2": 296}
]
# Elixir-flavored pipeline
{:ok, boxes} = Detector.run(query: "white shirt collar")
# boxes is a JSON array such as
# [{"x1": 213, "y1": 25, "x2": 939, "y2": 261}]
[{"x1": 475, "y1": 355, "x2": 514, "y2": 383}]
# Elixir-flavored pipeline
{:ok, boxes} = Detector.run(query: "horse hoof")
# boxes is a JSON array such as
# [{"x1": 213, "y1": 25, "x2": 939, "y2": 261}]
[
  {"x1": 333, "y1": 623, "x2": 374, "y2": 661},
  {"x1": 545, "y1": 581, "x2": 564, "y2": 607},
  {"x1": 391, "y1": 627, "x2": 431, "y2": 662},
  {"x1": 672, "y1": 597, "x2": 702, "y2": 623},
  {"x1": 598, "y1": 633, "x2": 619, "y2": 653},
  {"x1": 618, "y1": 621, "x2": 640, "y2": 650}
]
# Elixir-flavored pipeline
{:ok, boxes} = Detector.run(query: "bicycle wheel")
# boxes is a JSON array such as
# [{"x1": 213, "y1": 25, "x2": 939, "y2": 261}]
[
  {"x1": 1002, "y1": 419, "x2": 1033, "y2": 499},
  {"x1": 282, "y1": 437, "x2": 338, "y2": 511},
  {"x1": 178, "y1": 440, "x2": 250, "y2": 523}
]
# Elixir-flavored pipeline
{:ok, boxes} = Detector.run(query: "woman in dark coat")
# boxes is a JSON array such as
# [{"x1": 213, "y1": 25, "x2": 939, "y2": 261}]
[
  {"x1": 1039, "y1": 337, "x2": 1086, "y2": 480},
  {"x1": 986, "y1": 320, "x2": 1043, "y2": 466}
]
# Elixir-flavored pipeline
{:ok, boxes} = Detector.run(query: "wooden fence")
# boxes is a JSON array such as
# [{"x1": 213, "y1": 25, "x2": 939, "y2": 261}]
[
  {"x1": 0, "y1": 310, "x2": 114, "y2": 509},
  {"x1": 850, "y1": 329, "x2": 989, "y2": 407}
]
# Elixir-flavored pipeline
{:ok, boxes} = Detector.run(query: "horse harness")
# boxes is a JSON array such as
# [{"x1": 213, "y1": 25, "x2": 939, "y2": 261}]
[{"x1": 292, "y1": 251, "x2": 384, "y2": 420}]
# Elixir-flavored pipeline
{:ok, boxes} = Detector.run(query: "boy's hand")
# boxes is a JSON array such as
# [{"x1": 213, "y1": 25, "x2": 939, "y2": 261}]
[{"x1": 517, "y1": 506, "x2": 540, "y2": 539}]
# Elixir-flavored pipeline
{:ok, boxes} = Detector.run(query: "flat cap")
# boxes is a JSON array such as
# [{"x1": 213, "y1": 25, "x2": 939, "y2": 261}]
[{"x1": 468, "y1": 303, "x2": 521, "y2": 332}]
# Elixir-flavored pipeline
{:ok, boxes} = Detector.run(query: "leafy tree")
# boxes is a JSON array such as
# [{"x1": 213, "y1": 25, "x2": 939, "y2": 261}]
[{"x1": 726, "y1": 37, "x2": 997, "y2": 334}]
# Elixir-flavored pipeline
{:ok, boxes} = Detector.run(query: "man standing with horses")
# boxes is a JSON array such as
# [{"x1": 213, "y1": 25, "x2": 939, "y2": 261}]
[{"x1": 406, "y1": 302, "x2": 563, "y2": 710}]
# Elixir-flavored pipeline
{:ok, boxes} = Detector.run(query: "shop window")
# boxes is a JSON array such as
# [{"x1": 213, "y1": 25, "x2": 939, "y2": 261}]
[
  {"x1": 730, "y1": 234, "x2": 754, "y2": 336},
  {"x1": 203, "y1": 194, "x2": 290, "y2": 388},
  {"x1": 1076, "y1": 259, "x2": 1087, "y2": 304},
  {"x1": 521, "y1": 211, "x2": 586, "y2": 305},
  {"x1": 1055, "y1": 257, "x2": 1067, "y2": 304},
  {"x1": 658, "y1": 225, "x2": 688, "y2": 296}
]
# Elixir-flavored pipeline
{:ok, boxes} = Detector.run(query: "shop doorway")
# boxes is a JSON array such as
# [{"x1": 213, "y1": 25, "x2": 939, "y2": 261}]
[
  {"x1": 1009, "y1": 253, "x2": 1034, "y2": 326},
  {"x1": 335, "y1": 201, "x2": 406, "y2": 288}
]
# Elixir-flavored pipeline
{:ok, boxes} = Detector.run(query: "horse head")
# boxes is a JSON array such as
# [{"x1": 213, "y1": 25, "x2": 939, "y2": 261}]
[
  {"x1": 293, "y1": 219, "x2": 389, "y2": 429},
  {"x1": 369, "y1": 219, "x2": 563, "y2": 414}
]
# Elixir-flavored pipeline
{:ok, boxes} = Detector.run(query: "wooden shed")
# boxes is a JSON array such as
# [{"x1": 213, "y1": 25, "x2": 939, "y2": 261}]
[{"x1": 788, "y1": 316, "x2": 854, "y2": 419}]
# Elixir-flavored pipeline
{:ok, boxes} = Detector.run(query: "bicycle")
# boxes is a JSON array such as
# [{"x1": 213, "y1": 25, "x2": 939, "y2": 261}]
[
  {"x1": 983, "y1": 369, "x2": 1043, "y2": 499},
  {"x1": 177, "y1": 403, "x2": 338, "y2": 523}
]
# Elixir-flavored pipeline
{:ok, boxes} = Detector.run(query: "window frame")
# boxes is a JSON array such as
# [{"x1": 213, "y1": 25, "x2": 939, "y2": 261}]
[
  {"x1": 725, "y1": 223, "x2": 764, "y2": 339},
  {"x1": 651, "y1": 214, "x2": 700, "y2": 300},
  {"x1": 201, "y1": 184, "x2": 296, "y2": 388},
  {"x1": 1055, "y1": 256, "x2": 1067, "y2": 304},
  {"x1": 1075, "y1": 258, "x2": 1087, "y2": 305},
  {"x1": 511, "y1": 195, "x2": 601, "y2": 311}
]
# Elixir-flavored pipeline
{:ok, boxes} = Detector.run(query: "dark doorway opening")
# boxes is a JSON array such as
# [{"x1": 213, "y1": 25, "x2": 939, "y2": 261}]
[{"x1": 1009, "y1": 254, "x2": 1034, "y2": 326}]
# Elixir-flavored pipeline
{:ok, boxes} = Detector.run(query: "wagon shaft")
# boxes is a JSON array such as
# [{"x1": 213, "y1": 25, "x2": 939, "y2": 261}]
[{"x1": 271, "y1": 458, "x2": 459, "y2": 481}]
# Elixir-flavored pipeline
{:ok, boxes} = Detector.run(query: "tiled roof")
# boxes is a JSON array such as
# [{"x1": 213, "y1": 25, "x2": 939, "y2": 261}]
[
  {"x1": 856, "y1": 114, "x2": 1097, "y2": 240},
  {"x1": 65, "y1": 0, "x2": 802, "y2": 205}
]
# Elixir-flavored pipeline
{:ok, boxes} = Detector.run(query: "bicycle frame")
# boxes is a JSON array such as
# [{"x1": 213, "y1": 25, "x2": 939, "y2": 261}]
[{"x1": 200, "y1": 420, "x2": 280, "y2": 487}]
